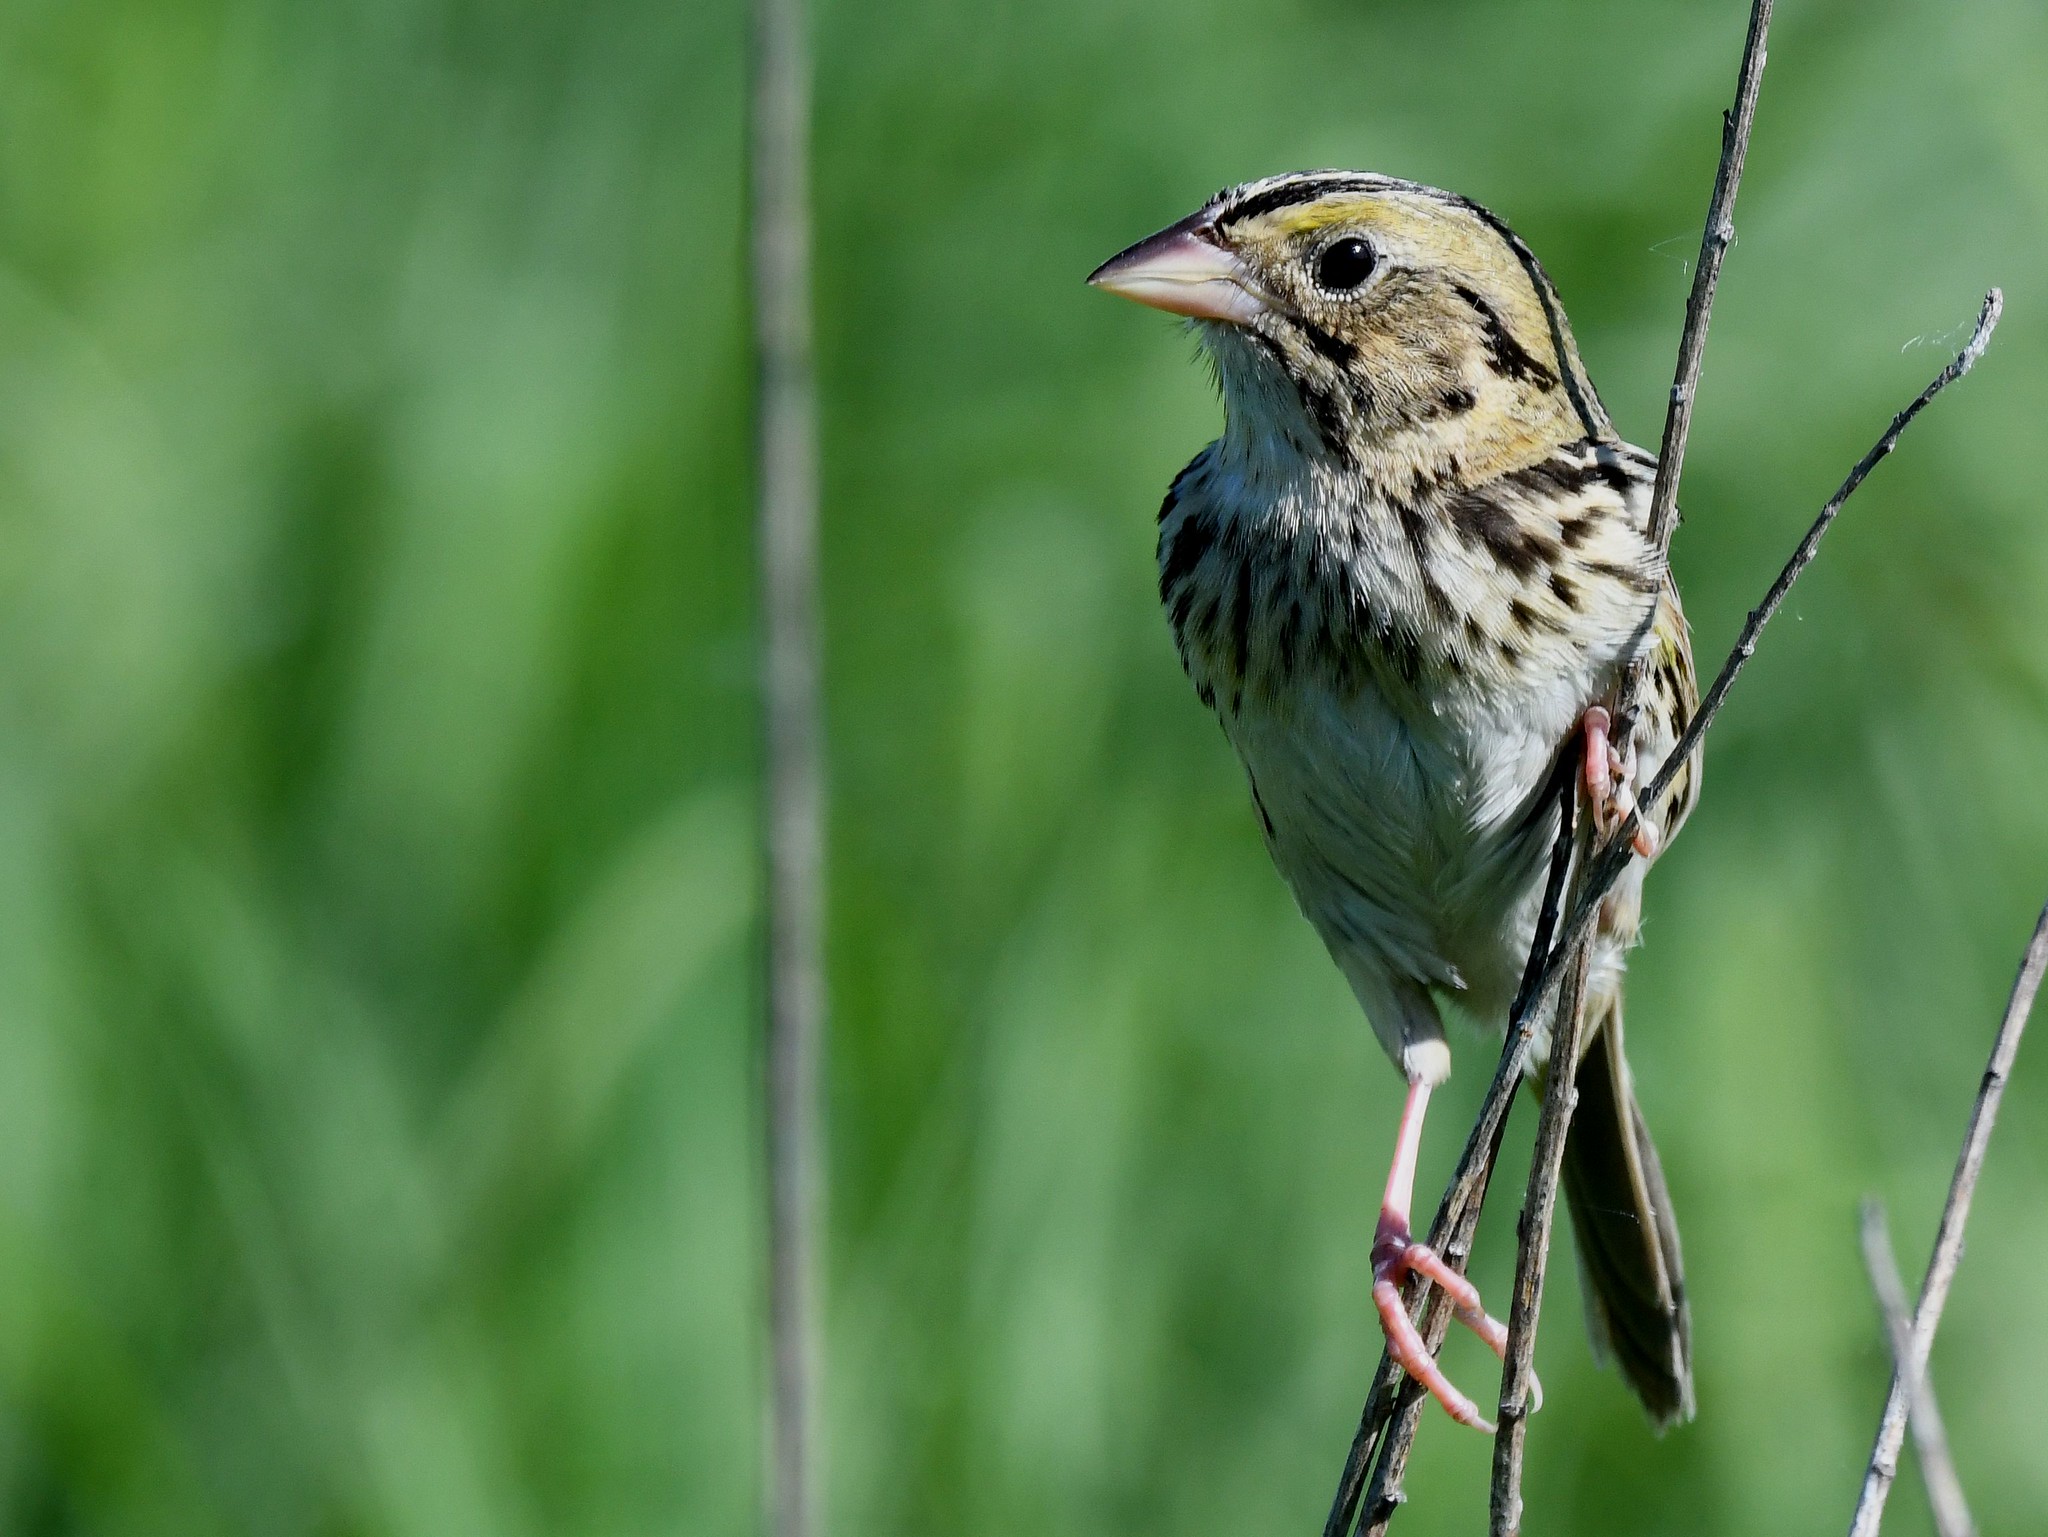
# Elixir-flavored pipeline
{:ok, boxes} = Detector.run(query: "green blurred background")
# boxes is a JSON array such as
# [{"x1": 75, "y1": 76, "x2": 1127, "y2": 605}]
[{"x1": 0, "y1": 0, "x2": 2044, "y2": 1533}]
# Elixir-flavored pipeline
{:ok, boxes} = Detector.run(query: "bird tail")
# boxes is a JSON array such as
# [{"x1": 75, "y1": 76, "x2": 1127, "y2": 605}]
[{"x1": 1559, "y1": 993, "x2": 1696, "y2": 1429}]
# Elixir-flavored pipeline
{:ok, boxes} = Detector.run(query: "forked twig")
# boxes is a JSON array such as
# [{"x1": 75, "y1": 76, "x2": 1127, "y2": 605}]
[
  {"x1": 1327, "y1": 781, "x2": 1575, "y2": 1537},
  {"x1": 1858, "y1": 1201, "x2": 1976, "y2": 1537},
  {"x1": 1487, "y1": 6, "x2": 1775, "y2": 1529},
  {"x1": 1539, "y1": 289, "x2": 2003, "y2": 1037},
  {"x1": 1322, "y1": 9, "x2": 2003, "y2": 1525},
  {"x1": 1330, "y1": 292, "x2": 2005, "y2": 1537},
  {"x1": 1496, "y1": 291, "x2": 2005, "y2": 1425},
  {"x1": 1847, "y1": 900, "x2": 2048, "y2": 1537},
  {"x1": 1333, "y1": 5, "x2": 1777, "y2": 1529}
]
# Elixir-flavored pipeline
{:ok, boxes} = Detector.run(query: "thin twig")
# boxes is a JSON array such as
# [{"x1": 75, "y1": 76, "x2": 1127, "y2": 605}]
[
  {"x1": 1484, "y1": 8, "x2": 1775, "y2": 1525},
  {"x1": 752, "y1": 0, "x2": 825, "y2": 1529},
  {"x1": 1644, "y1": 289, "x2": 2002, "y2": 813},
  {"x1": 1330, "y1": 290, "x2": 2003, "y2": 1534},
  {"x1": 1339, "y1": 8, "x2": 1779, "y2": 1522},
  {"x1": 1331, "y1": 781, "x2": 1574, "y2": 1537},
  {"x1": 1859, "y1": 1201, "x2": 1976, "y2": 1537},
  {"x1": 1489, "y1": 899, "x2": 1595, "y2": 1537},
  {"x1": 1532, "y1": 290, "x2": 2004, "y2": 1059},
  {"x1": 1645, "y1": 0, "x2": 1774, "y2": 553},
  {"x1": 1350, "y1": 1119, "x2": 1512, "y2": 1536},
  {"x1": 1615, "y1": 0, "x2": 1771, "y2": 764},
  {"x1": 1848, "y1": 899, "x2": 2048, "y2": 1537}
]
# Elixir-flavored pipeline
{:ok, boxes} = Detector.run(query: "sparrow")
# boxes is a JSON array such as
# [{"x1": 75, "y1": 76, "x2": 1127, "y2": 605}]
[{"x1": 1089, "y1": 171, "x2": 1702, "y2": 1431}]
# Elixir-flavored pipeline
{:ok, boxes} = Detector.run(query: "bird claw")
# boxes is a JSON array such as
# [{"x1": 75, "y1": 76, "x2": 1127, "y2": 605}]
[
  {"x1": 1371, "y1": 1213, "x2": 1538, "y2": 1432},
  {"x1": 1580, "y1": 706, "x2": 1660, "y2": 858}
]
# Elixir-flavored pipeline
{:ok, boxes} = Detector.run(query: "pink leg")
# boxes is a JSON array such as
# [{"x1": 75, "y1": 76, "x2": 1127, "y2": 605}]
[{"x1": 1370, "y1": 1080, "x2": 1538, "y2": 1432}]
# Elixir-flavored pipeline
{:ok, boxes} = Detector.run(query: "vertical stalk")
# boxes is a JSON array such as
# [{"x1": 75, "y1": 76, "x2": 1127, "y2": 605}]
[
  {"x1": 1858, "y1": 1201, "x2": 1976, "y2": 1537},
  {"x1": 750, "y1": 0, "x2": 824, "y2": 1530},
  {"x1": 1848, "y1": 899, "x2": 2048, "y2": 1537},
  {"x1": 1487, "y1": 847, "x2": 1596, "y2": 1537}
]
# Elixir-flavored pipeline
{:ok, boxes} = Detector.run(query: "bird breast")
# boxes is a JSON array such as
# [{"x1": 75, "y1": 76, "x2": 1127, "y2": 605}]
[
  {"x1": 1157, "y1": 439, "x2": 1659, "y2": 1017},
  {"x1": 1221, "y1": 653, "x2": 1574, "y2": 1020}
]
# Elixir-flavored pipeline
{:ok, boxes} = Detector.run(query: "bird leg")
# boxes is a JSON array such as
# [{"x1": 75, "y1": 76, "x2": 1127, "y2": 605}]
[
  {"x1": 1580, "y1": 705, "x2": 1659, "y2": 858},
  {"x1": 1370, "y1": 1078, "x2": 1535, "y2": 1432}
]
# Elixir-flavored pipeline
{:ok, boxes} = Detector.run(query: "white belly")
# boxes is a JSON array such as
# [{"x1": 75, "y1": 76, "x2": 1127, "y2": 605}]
[{"x1": 1222, "y1": 672, "x2": 1578, "y2": 1051}]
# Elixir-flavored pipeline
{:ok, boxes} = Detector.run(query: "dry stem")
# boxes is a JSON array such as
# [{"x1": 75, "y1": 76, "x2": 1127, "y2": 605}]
[
  {"x1": 1859, "y1": 1200, "x2": 1975, "y2": 1537},
  {"x1": 1326, "y1": 285, "x2": 2004, "y2": 1537},
  {"x1": 1645, "y1": 0, "x2": 1774, "y2": 552},
  {"x1": 1847, "y1": 899, "x2": 2048, "y2": 1536},
  {"x1": 1487, "y1": 909, "x2": 1594, "y2": 1536},
  {"x1": 1327, "y1": 780, "x2": 1575, "y2": 1537},
  {"x1": 1334, "y1": 5, "x2": 1777, "y2": 1528},
  {"x1": 752, "y1": 0, "x2": 825, "y2": 1530},
  {"x1": 1527, "y1": 290, "x2": 2002, "y2": 1063},
  {"x1": 1485, "y1": 9, "x2": 1777, "y2": 1526}
]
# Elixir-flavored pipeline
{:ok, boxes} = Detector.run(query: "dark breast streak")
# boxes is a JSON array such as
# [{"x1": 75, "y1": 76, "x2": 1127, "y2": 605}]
[{"x1": 1157, "y1": 442, "x2": 1659, "y2": 714}]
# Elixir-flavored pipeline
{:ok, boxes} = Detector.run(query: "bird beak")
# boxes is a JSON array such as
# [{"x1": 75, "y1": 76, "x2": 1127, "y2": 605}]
[{"x1": 1088, "y1": 217, "x2": 1271, "y2": 325}]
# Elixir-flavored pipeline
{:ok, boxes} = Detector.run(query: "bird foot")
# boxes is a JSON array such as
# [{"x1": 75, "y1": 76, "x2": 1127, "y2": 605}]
[
  {"x1": 1581, "y1": 706, "x2": 1659, "y2": 858},
  {"x1": 1370, "y1": 1211, "x2": 1538, "y2": 1433}
]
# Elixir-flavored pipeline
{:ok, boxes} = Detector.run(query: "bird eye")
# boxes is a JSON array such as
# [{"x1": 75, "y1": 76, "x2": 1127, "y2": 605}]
[{"x1": 1315, "y1": 237, "x2": 1378, "y2": 293}]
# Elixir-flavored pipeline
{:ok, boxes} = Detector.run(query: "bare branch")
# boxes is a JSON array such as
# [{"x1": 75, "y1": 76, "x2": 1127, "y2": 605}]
[
  {"x1": 1332, "y1": 13, "x2": 1778, "y2": 1526},
  {"x1": 1613, "y1": 0, "x2": 1771, "y2": 768},
  {"x1": 1646, "y1": 0, "x2": 1774, "y2": 553},
  {"x1": 1644, "y1": 289, "x2": 2003, "y2": 812},
  {"x1": 752, "y1": 0, "x2": 825, "y2": 1529},
  {"x1": 1848, "y1": 899, "x2": 2048, "y2": 1537},
  {"x1": 1327, "y1": 288, "x2": 2003, "y2": 1537},
  {"x1": 1325, "y1": 771, "x2": 1571, "y2": 1533},
  {"x1": 1332, "y1": 780, "x2": 1575, "y2": 1537},
  {"x1": 1349, "y1": 1080, "x2": 1517, "y2": 1537},
  {"x1": 1488, "y1": 906, "x2": 1595, "y2": 1537},
  {"x1": 1481, "y1": 7, "x2": 1776, "y2": 1525},
  {"x1": 1529, "y1": 290, "x2": 2004, "y2": 1059},
  {"x1": 1859, "y1": 1201, "x2": 1976, "y2": 1537},
  {"x1": 1314, "y1": 4, "x2": 2002, "y2": 1522}
]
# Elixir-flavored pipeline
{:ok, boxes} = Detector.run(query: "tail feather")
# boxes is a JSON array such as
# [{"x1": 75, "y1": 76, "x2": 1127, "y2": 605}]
[{"x1": 1561, "y1": 997, "x2": 1695, "y2": 1429}]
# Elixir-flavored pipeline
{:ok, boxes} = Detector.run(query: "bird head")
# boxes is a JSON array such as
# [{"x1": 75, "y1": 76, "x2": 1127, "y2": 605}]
[{"x1": 1090, "y1": 172, "x2": 1612, "y2": 480}]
